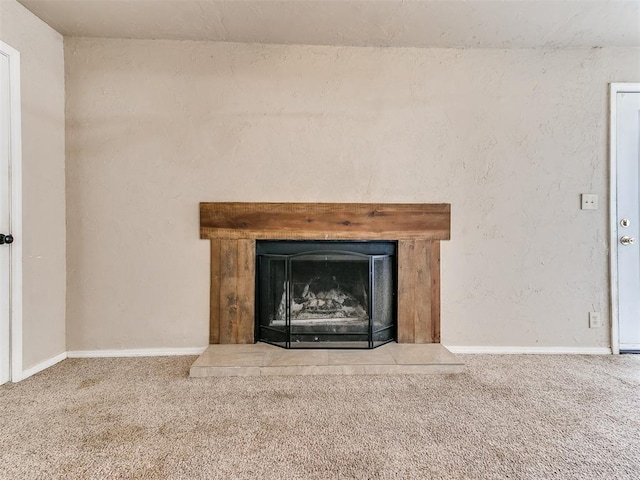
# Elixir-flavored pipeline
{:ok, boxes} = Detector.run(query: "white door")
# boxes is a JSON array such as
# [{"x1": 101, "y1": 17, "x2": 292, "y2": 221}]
[
  {"x1": 615, "y1": 88, "x2": 640, "y2": 353},
  {"x1": 0, "y1": 49, "x2": 11, "y2": 384}
]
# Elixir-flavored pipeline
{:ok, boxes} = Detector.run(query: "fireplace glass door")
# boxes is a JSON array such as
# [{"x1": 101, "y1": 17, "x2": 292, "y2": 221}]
[{"x1": 256, "y1": 241, "x2": 396, "y2": 349}]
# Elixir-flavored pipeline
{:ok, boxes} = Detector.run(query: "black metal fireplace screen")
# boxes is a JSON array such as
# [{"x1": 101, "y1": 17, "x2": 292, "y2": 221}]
[{"x1": 256, "y1": 241, "x2": 396, "y2": 349}]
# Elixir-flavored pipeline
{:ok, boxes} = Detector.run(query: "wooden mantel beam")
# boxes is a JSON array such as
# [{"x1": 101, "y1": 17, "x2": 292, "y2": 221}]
[{"x1": 200, "y1": 202, "x2": 450, "y2": 241}]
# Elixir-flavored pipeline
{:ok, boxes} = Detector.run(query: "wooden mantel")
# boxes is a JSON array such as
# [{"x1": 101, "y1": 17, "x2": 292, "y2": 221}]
[{"x1": 200, "y1": 202, "x2": 451, "y2": 345}]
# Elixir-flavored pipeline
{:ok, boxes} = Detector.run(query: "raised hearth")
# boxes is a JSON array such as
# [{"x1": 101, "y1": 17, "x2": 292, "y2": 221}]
[{"x1": 189, "y1": 342, "x2": 463, "y2": 377}]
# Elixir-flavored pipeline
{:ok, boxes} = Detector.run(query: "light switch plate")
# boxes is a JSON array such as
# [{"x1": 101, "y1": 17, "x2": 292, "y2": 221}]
[{"x1": 581, "y1": 194, "x2": 598, "y2": 210}]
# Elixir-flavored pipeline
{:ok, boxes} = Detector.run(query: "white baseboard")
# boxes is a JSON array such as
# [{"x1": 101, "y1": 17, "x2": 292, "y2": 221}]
[
  {"x1": 445, "y1": 346, "x2": 612, "y2": 355},
  {"x1": 15, "y1": 346, "x2": 611, "y2": 380},
  {"x1": 67, "y1": 347, "x2": 208, "y2": 358},
  {"x1": 20, "y1": 351, "x2": 68, "y2": 381},
  {"x1": 16, "y1": 348, "x2": 207, "y2": 380}
]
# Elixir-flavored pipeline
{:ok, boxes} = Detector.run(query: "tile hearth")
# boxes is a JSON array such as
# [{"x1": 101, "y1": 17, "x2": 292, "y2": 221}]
[{"x1": 189, "y1": 343, "x2": 463, "y2": 377}]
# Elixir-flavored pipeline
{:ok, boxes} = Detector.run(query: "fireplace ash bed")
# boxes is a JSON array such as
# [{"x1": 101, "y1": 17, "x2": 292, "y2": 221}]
[{"x1": 273, "y1": 284, "x2": 368, "y2": 325}]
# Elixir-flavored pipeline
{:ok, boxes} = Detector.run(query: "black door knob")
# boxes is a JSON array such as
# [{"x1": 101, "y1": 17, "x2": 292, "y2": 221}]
[{"x1": 0, "y1": 234, "x2": 13, "y2": 245}]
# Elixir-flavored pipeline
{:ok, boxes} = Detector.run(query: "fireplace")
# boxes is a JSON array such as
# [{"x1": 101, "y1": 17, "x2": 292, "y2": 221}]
[
  {"x1": 200, "y1": 203, "x2": 450, "y2": 346},
  {"x1": 256, "y1": 241, "x2": 396, "y2": 349}
]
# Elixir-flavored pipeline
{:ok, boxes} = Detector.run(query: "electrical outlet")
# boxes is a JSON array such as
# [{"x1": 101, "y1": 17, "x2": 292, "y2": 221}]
[
  {"x1": 589, "y1": 311, "x2": 603, "y2": 328},
  {"x1": 581, "y1": 194, "x2": 598, "y2": 210}
]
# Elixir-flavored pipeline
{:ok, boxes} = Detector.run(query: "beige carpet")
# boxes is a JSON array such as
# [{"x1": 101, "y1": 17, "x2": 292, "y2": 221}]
[{"x1": 0, "y1": 354, "x2": 638, "y2": 479}]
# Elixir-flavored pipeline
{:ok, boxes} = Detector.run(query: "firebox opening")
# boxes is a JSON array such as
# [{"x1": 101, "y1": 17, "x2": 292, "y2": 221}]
[{"x1": 255, "y1": 241, "x2": 397, "y2": 349}]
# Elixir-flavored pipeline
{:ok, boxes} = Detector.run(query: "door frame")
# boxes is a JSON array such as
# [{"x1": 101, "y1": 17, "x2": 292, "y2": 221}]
[
  {"x1": 609, "y1": 83, "x2": 640, "y2": 355},
  {"x1": 0, "y1": 40, "x2": 23, "y2": 382}
]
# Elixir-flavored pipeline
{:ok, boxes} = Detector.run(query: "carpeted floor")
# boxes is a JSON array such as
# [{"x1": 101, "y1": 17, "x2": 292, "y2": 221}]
[{"x1": 0, "y1": 354, "x2": 638, "y2": 479}]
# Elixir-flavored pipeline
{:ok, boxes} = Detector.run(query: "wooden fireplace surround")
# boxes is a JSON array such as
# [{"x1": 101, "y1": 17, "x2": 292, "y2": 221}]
[{"x1": 200, "y1": 202, "x2": 451, "y2": 345}]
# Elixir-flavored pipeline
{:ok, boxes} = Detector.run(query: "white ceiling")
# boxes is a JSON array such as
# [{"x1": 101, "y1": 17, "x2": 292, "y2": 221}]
[{"x1": 17, "y1": 0, "x2": 640, "y2": 49}]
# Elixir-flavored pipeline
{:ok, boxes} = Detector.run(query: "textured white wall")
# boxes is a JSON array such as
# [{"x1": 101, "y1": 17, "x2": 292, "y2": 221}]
[
  {"x1": 64, "y1": 37, "x2": 640, "y2": 350},
  {"x1": 0, "y1": 0, "x2": 66, "y2": 368}
]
